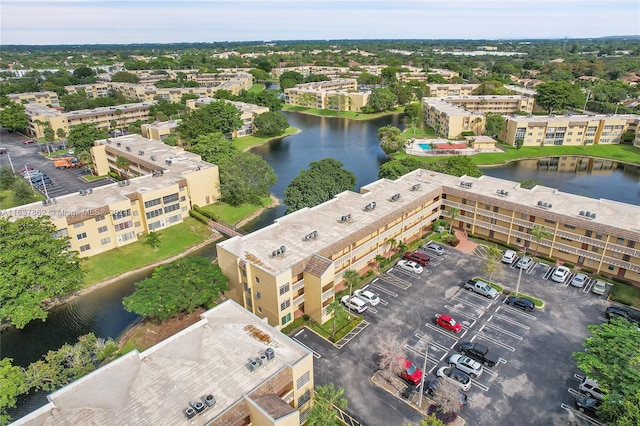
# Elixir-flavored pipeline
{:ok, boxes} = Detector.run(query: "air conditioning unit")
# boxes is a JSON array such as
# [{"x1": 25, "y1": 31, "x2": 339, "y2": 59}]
[
  {"x1": 79, "y1": 190, "x2": 86, "y2": 196},
  {"x1": 116, "y1": 142, "x2": 121, "y2": 147},
  {"x1": 150, "y1": 155, "x2": 157, "y2": 161},
  {"x1": 265, "y1": 347, "x2": 275, "y2": 360},
  {"x1": 183, "y1": 407, "x2": 196, "y2": 419},
  {"x1": 411, "y1": 183, "x2": 421, "y2": 191},
  {"x1": 391, "y1": 193, "x2": 401, "y2": 202},
  {"x1": 138, "y1": 150, "x2": 144, "y2": 155},
  {"x1": 201, "y1": 394, "x2": 216, "y2": 407},
  {"x1": 189, "y1": 400, "x2": 205, "y2": 413},
  {"x1": 87, "y1": 188, "x2": 93, "y2": 194},
  {"x1": 125, "y1": 146, "x2": 131, "y2": 152},
  {"x1": 165, "y1": 159, "x2": 172, "y2": 166},
  {"x1": 249, "y1": 359, "x2": 260, "y2": 371}
]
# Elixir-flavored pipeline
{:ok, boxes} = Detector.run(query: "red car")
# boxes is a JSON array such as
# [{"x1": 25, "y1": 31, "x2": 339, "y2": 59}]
[
  {"x1": 436, "y1": 314, "x2": 462, "y2": 333},
  {"x1": 23, "y1": 139, "x2": 37, "y2": 145},
  {"x1": 403, "y1": 251, "x2": 430, "y2": 266},
  {"x1": 399, "y1": 357, "x2": 423, "y2": 386}
]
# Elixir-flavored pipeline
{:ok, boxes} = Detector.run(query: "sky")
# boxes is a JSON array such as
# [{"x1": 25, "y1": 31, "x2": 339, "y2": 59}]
[{"x1": 1, "y1": 0, "x2": 639, "y2": 45}]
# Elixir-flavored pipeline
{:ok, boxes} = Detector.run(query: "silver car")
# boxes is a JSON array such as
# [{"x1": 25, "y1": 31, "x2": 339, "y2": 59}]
[
  {"x1": 396, "y1": 260, "x2": 423, "y2": 274},
  {"x1": 448, "y1": 354, "x2": 483, "y2": 378}
]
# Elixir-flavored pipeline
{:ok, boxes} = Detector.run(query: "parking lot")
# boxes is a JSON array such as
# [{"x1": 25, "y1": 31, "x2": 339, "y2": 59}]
[
  {"x1": 0, "y1": 132, "x2": 113, "y2": 201},
  {"x1": 296, "y1": 244, "x2": 612, "y2": 426}
]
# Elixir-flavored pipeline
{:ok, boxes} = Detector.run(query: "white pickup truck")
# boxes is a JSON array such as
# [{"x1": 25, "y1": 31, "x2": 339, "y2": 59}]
[{"x1": 463, "y1": 279, "x2": 499, "y2": 299}]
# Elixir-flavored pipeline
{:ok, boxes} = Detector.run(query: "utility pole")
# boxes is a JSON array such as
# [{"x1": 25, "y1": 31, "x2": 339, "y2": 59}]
[
  {"x1": 583, "y1": 89, "x2": 591, "y2": 112},
  {"x1": 417, "y1": 335, "x2": 432, "y2": 408},
  {"x1": 515, "y1": 245, "x2": 527, "y2": 297}
]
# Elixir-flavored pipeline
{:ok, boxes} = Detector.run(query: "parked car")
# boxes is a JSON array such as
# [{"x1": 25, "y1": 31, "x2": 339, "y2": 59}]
[
  {"x1": 354, "y1": 289, "x2": 380, "y2": 306},
  {"x1": 421, "y1": 242, "x2": 445, "y2": 256},
  {"x1": 340, "y1": 295, "x2": 368, "y2": 314},
  {"x1": 23, "y1": 139, "x2": 36, "y2": 145},
  {"x1": 458, "y1": 342, "x2": 499, "y2": 367},
  {"x1": 501, "y1": 249, "x2": 517, "y2": 264},
  {"x1": 20, "y1": 169, "x2": 40, "y2": 177},
  {"x1": 575, "y1": 396, "x2": 602, "y2": 414},
  {"x1": 403, "y1": 251, "x2": 430, "y2": 266},
  {"x1": 570, "y1": 273, "x2": 588, "y2": 288},
  {"x1": 401, "y1": 385, "x2": 417, "y2": 400},
  {"x1": 591, "y1": 280, "x2": 607, "y2": 295},
  {"x1": 579, "y1": 377, "x2": 605, "y2": 401},
  {"x1": 424, "y1": 380, "x2": 468, "y2": 407},
  {"x1": 516, "y1": 256, "x2": 534, "y2": 269},
  {"x1": 551, "y1": 266, "x2": 571, "y2": 283},
  {"x1": 463, "y1": 279, "x2": 498, "y2": 299},
  {"x1": 435, "y1": 314, "x2": 462, "y2": 333},
  {"x1": 0, "y1": 147, "x2": 7, "y2": 154},
  {"x1": 448, "y1": 354, "x2": 483, "y2": 378},
  {"x1": 505, "y1": 296, "x2": 535, "y2": 312},
  {"x1": 399, "y1": 357, "x2": 423, "y2": 386},
  {"x1": 396, "y1": 259, "x2": 423, "y2": 274},
  {"x1": 436, "y1": 366, "x2": 471, "y2": 391}
]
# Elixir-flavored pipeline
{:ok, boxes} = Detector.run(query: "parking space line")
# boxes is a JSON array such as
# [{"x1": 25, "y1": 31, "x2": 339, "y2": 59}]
[
  {"x1": 492, "y1": 313, "x2": 530, "y2": 330},
  {"x1": 443, "y1": 305, "x2": 479, "y2": 320},
  {"x1": 568, "y1": 388, "x2": 582, "y2": 398},
  {"x1": 379, "y1": 274, "x2": 412, "y2": 290},
  {"x1": 560, "y1": 402, "x2": 605, "y2": 426},
  {"x1": 481, "y1": 367, "x2": 498, "y2": 378},
  {"x1": 367, "y1": 307, "x2": 378, "y2": 314},
  {"x1": 471, "y1": 380, "x2": 489, "y2": 391},
  {"x1": 404, "y1": 344, "x2": 441, "y2": 364},
  {"x1": 451, "y1": 293, "x2": 494, "y2": 309},
  {"x1": 543, "y1": 267, "x2": 554, "y2": 280},
  {"x1": 292, "y1": 334, "x2": 322, "y2": 359},
  {"x1": 476, "y1": 333, "x2": 516, "y2": 351},
  {"x1": 525, "y1": 262, "x2": 538, "y2": 274},
  {"x1": 484, "y1": 323, "x2": 523, "y2": 340},
  {"x1": 369, "y1": 283, "x2": 398, "y2": 298},
  {"x1": 415, "y1": 333, "x2": 451, "y2": 352},
  {"x1": 583, "y1": 278, "x2": 594, "y2": 293},
  {"x1": 573, "y1": 373, "x2": 585, "y2": 381},
  {"x1": 495, "y1": 305, "x2": 537, "y2": 320}
]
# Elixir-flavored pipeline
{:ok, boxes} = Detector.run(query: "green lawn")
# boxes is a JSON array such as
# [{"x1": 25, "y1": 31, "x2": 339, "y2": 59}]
[
  {"x1": 234, "y1": 127, "x2": 299, "y2": 151},
  {"x1": 609, "y1": 282, "x2": 640, "y2": 309},
  {"x1": 197, "y1": 196, "x2": 274, "y2": 225},
  {"x1": 81, "y1": 218, "x2": 213, "y2": 285},
  {"x1": 0, "y1": 189, "x2": 44, "y2": 209},
  {"x1": 400, "y1": 127, "x2": 437, "y2": 139},
  {"x1": 81, "y1": 174, "x2": 108, "y2": 182},
  {"x1": 282, "y1": 105, "x2": 404, "y2": 120},
  {"x1": 307, "y1": 314, "x2": 364, "y2": 343},
  {"x1": 248, "y1": 83, "x2": 264, "y2": 93}
]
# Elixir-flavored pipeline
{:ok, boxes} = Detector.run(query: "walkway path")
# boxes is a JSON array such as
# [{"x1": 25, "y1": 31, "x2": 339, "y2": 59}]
[{"x1": 454, "y1": 228, "x2": 478, "y2": 254}]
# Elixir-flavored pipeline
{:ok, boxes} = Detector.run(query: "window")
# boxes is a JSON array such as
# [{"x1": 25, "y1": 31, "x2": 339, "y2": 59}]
[
  {"x1": 118, "y1": 231, "x2": 136, "y2": 243},
  {"x1": 241, "y1": 269, "x2": 247, "y2": 277},
  {"x1": 180, "y1": 196, "x2": 186, "y2": 202},
  {"x1": 76, "y1": 232, "x2": 87, "y2": 240},
  {"x1": 148, "y1": 220, "x2": 164, "y2": 231},
  {"x1": 79, "y1": 244, "x2": 91, "y2": 252},
  {"x1": 298, "y1": 389, "x2": 311, "y2": 406},
  {"x1": 53, "y1": 229, "x2": 68, "y2": 238},
  {"x1": 518, "y1": 226, "x2": 524, "y2": 232},
  {"x1": 162, "y1": 193, "x2": 179, "y2": 204},
  {"x1": 114, "y1": 220, "x2": 133, "y2": 232},
  {"x1": 100, "y1": 237, "x2": 111, "y2": 245},
  {"x1": 146, "y1": 208, "x2": 163, "y2": 219},
  {"x1": 544, "y1": 219, "x2": 556, "y2": 224},
  {"x1": 257, "y1": 307, "x2": 262, "y2": 313},
  {"x1": 592, "y1": 246, "x2": 599, "y2": 253},
  {"x1": 112, "y1": 209, "x2": 131, "y2": 220},
  {"x1": 255, "y1": 292, "x2": 261, "y2": 299},
  {"x1": 73, "y1": 222, "x2": 84, "y2": 228},
  {"x1": 608, "y1": 265, "x2": 615, "y2": 271},
  {"x1": 166, "y1": 214, "x2": 181, "y2": 224},
  {"x1": 616, "y1": 237, "x2": 624, "y2": 245},
  {"x1": 279, "y1": 283, "x2": 290, "y2": 296},
  {"x1": 300, "y1": 408, "x2": 310, "y2": 423},
  {"x1": 281, "y1": 299, "x2": 291, "y2": 311},
  {"x1": 297, "y1": 371, "x2": 310, "y2": 389},
  {"x1": 493, "y1": 206, "x2": 498, "y2": 213},
  {"x1": 595, "y1": 233, "x2": 603, "y2": 240},
  {"x1": 98, "y1": 225, "x2": 108, "y2": 233},
  {"x1": 163, "y1": 203, "x2": 180, "y2": 214},
  {"x1": 95, "y1": 215, "x2": 105, "y2": 222},
  {"x1": 255, "y1": 276, "x2": 260, "y2": 283},
  {"x1": 585, "y1": 230, "x2": 592, "y2": 237},
  {"x1": 564, "y1": 224, "x2": 576, "y2": 230},
  {"x1": 521, "y1": 213, "x2": 527, "y2": 219},
  {"x1": 144, "y1": 198, "x2": 161, "y2": 208},
  {"x1": 281, "y1": 313, "x2": 292, "y2": 326},
  {"x1": 133, "y1": 210, "x2": 139, "y2": 216}
]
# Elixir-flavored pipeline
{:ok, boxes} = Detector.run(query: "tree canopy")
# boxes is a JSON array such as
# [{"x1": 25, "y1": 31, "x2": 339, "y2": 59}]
[
  {"x1": 484, "y1": 113, "x2": 506, "y2": 137},
  {"x1": 378, "y1": 125, "x2": 404, "y2": 154},
  {"x1": 110, "y1": 71, "x2": 140, "y2": 83},
  {"x1": 284, "y1": 158, "x2": 356, "y2": 213},
  {"x1": 534, "y1": 81, "x2": 585, "y2": 113},
  {"x1": 573, "y1": 317, "x2": 640, "y2": 425},
  {"x1": 123, "y1": 256, "x2": 228, "y2": 321},
  {"x1": 0, "y1": 102, "x2": 28, "y2": 132},
  {"x1": 67, "y1": 123, "x2": 109, "y2": 153},
  {"x1": 364, "y1": 87, "x2": 397, "y2": 113},
  {"x1": 0, "y1": 216, "x2": 83, "y2": 328},
  {"x1": 379, "y1": 156, "x2": 482, "y2": 180},
  {"x1": 279, "y1": 70, "x2": 304, "y2": 90},
  {"x1": 253, "y1": 111, "x2": 289, "y2": 137},
  {"x1": 177, "y1": 100, "x2": 243, "y2": 142}
]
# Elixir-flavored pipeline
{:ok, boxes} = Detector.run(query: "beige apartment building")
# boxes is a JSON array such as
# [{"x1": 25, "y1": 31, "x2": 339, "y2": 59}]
[
  {"x1": 13, "y1": 300, "x2": 315, "y2": 426},
  {"x1": 217, "y1": 169, "x2": 640, "y2": 329},
  {"x1": 423, "y1": 98, "x2": 486, "y2": 138},
  {"x1": 7, "y1": 91, "x2": 60, "y2": 107},
  {"x1": 187, "y1": 98, "x2": 270, "y2": 138},
  {"x1": 25, "y1": 101, "x2": 155, "y2": 139},
  {"x1": 500, "y1": 114, "x2": 640, "y2": 146},
  {"x1": 141, "y1": 119, "x2": 180, "y2": 141},
  {"x1": 5, "y1": 134, "x2": 219, "y2": 257},
  {"x1": 426, "y1": 83, "x2": 536, "y2": 98},
  {"x1": 284, "y1": 79, "x2": 370, "y2": 112},
  {"x1": 65, "y1": 82, "x2": 223, "y2": 103}
]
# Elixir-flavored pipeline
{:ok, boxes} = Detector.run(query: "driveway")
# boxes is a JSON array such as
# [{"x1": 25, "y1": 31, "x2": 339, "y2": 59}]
[{"x1": 295, "y1": 247, "x2": 611, "y2": 426}]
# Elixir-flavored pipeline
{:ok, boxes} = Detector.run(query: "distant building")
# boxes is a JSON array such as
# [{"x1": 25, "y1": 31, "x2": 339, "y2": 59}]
[
  {"x1": 7, "y1": 91, "x2": 60, "y2": 107},
  {"x1": 141, "y1": 120, "x2": 180, "y2": 141},
  {"x1": 284, "y1": 79, "x2": 370, "y2": 112},
  {"x1": 13, "y1": 300, "x2": 314, "y2": 426}
]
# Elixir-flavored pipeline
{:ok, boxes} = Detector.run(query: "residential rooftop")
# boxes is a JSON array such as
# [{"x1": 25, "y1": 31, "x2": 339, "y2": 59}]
[
  {"x1": 218, "y1": 170, "x2": 640, "y2": 276},
  {"x1": 13, "y1": 300, "x2": 311, "y2": 426},
  {"x1": 505, "y1": 113, "x2": 640, "y2": 123},
  {"x1": 423, "y1": 97, "x2": 485, "y2": 117}
]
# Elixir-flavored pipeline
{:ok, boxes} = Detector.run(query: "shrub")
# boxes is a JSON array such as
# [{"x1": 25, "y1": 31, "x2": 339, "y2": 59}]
[
  {"x1": 432, "y1": 219, "x2": 448, "y2": 231},
  {"x1": 450, "y1": 238, "x2": 460, "y2": 246},
  {"x1": 188, "y1": 209, "x2": 210, "y2": 226},
  {"x1": 563, "y1": 262, "x2": 575, "y2": 269},
  {"x1": 428, "y1": 405, "x2": 458, "y2": 424}
]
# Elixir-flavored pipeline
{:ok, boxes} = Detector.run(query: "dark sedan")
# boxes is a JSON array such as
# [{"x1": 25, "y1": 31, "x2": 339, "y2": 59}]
[
  {"x1": 575, "y1": 396, "x2": 601, "y2": 415},
  {"x1": 505, "y1": 296, "x2": 535, "y2": 312}
]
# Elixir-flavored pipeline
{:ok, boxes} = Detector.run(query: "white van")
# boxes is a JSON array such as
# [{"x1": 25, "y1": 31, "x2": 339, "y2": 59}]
[
  {"x1": 340, "y1": 295, "x2": 368, "y2": 314},
  {"x1": 579, "y1": 377, "x2": 605, "y2": 401}
]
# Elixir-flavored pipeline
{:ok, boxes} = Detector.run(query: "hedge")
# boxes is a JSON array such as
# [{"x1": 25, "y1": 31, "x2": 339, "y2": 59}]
[{"x1": 189, "y1": 209, "x2": 210, "y2": 226}]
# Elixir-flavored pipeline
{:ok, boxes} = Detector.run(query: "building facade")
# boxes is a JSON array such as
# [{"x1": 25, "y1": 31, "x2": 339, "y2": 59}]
[
  {"x1": 5, "y1": 135, "x2": 220, "y2": 257},
  {"x1": 8, "y1": 91, "x2": 60, "y2": 107},
  {"x1": 284, "y1": 79, "x2": 370, "y2": 112},
  {"x1": 13, "y1": 301, "x2": 314, "y2": 426},
  {"x1": 500, "y1": 114, "x2": 640, "y2": 147},
  {"x1": 217, "y1": 170, "x2": 640, "y2": 329}
]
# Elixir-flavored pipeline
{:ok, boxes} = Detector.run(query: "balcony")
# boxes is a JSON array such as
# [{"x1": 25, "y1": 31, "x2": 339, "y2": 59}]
[
  {"x1": 293, "y1": 294, "x2": 305, "y2": 307},
  {"x1": 293, "y1": 280, "x2": 305, "y2": 292},
  {"x1": 322, "y1": 288, "x2": 334, "y2": 302},
  {"x1": 281, "y1": 389, "x2": 294, "y2": 404}
]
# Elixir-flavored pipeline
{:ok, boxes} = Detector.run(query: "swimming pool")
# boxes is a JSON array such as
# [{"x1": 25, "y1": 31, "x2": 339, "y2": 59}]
[{"x1": 418, "y1": 143, "x2": 432, "y2": 150}]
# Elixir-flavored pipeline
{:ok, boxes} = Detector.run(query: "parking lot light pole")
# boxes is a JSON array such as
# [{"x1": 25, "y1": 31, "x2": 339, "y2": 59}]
[
  {"x1": 417, "y1": 336, "x2": 431, "y2": 408},
  {"x1": 515, "y1": 245, "x2": 527, "y2": 297}
]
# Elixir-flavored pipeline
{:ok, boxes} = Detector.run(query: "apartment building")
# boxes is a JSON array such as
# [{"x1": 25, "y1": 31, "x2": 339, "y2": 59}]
[
  {"x1": 500, "y1": 114, "x2": 640, "y2": 146},
  {"x1": 426, "y1": 84, "x2": 536, "y2": 98},
  {"x1": 13, "y1": 300, "x2": 314, "y2": 426},
  {"x1": 65, "y1": 82, "x2": 223, "y2": 103},
  {"x1": 6, "y1": 134, "x2": 219, "y2": 257},
  {"x1": 7, "y1": 91, "x2": 60, "y2": 107},
  {"x1": 186, "y1": 98, "x2": 270, "y2": 138},
  {"x1": 423, "y1": 98, "x2": 486, "y2": 138},
  {"x1": 141, "y1": 119, "x2": 180, "y2": 141},
  {"x1": 217, "y1": 169, "x2": 640, "y2": 329},
  {"x1": 25, "y1": 101, "x2": 155, "y2": 139},
  {"x1": 284, "y1": 79, "x2": 370, "y2": 112}
]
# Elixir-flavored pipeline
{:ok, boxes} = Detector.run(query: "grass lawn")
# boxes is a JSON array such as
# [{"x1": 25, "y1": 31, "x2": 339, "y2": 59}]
[
  {"x1": 248, "y1": 83, "x2": 264, "y2": 93},
  {"x1": 0, "y1": 189, "x2": 44, "y2": 209},
  {"x1": 81, "y1": 218, "x2": 213, "y2": 285},
  {"x1": 81, "y1": 174, "x2": 108, "y2": 182},
  {"x1": 307, "y1": 313, "x2": 364, "y2": 343},
  {"x1": 282, "y1": 104, "x2": 404, "y2": 120},
  {"x1": 400, "y1": 127, "x2": 437, "y2": 139},
  {"x1": 198, "y1": 196, "x2": 273, "y2": 225},
  {"x1": 609, "y1": 282, "x2": 640, "y2": 309},
  {"x1": 234, "y1": 127, "x2": 299, "y2": 151}
]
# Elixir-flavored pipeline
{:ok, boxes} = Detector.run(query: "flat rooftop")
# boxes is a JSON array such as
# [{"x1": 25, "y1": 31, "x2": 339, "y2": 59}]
[
  {"x1": 506, "y1": 113, "x2": 640, "y2": 124},
  {"x1": 13, "y1": 300, "x2": 311, "y2": 426},
  {"x1": 423, "y1": 98, "x2": 485, "y2": 117},
  {"x1": 218, "y1": 170, "x2": 640, "y2": 276}
]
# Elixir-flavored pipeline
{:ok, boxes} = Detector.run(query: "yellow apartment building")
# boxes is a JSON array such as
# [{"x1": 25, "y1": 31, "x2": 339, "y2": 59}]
[
  {"x1": 7, "y1": 91, "x2": 60, "y2": 107},
  {"x1": 25, "y1": 101, "x2": 155, "y2": 139},
  {"x1": 217, "y1": 170, "x2": 640, "y2": 329},
  {"x1": 426, "y1": 84, "x2": 537, "y2": 98},
  {"x1": 500, "y1": 114, "x2": 640, "y2": 146},
  {"x1": 186, "y1": 98, "x2": 270, "y2": 138},
  {"x1": 423, "y1": 98, "x2": 486, "y2": 138},
  {"x1": 5, "y1": 134, "x2": 220, "y2": 257},
  {"x1": 284, "y1": 79, "x2": 370, "y2": 112},
  {"x1": 141, "y1": 119, "x2": 180, "y2": 141},
  {"x1": 13, "y1": 300, "x2": 315, "y2": 426}
]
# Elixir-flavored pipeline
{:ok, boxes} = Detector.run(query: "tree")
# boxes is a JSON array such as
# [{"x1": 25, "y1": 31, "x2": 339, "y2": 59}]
[
  {"x1": 530, "y1": 225, "x2": 551, "y2": 258},
  {"x1": 67, "y1": 123, "x2": 109, "y2": 153},
  {"x1": 326, "y1": 300, "x2": 344, "y2": 342},
  {"x1": 357, "y1": 72, "x2": 381, "y2": 86},
  {"x1": 56, "y1": 127, "x2": 67, "y2": 141},
  {"x1": 144, "y1": 231, "x2": 161, "y2": 250},
  {"x1": 122, "y1": 256, "x2": 229, "y2": 321},
  {"x1": 12, "y1": 178, "x2": 36, "y2": 204},
  {"x1": 343, "y1": 269, "x2": 359, "y2": 304},
  {"x1": 404, "y1": 102, "x2": 424, "y2": 136},
  {"x1": 253, "y1": 111, "x2": 289, "y2": 137},
  {"x1": 306, "y1": 383, "x2": 348, "y2": 426},
  {"x1": 218, "y1": 151, "x2": 277, "y2": 205},
  {"x1": 447, "y1": 207, "x2": 460, "y2": 234},
  {"x1": 430, "y1": 378, "x2": 464, "y2": 416},
  {"x1": 0, "y1": 216, "x2": 83, "y2": 328},
  {"x1": 366, "y1": 87, "x2": 397, "y2": 112},
  {"x1": 177, "y1": 100, "x2": 243, "y2": 141},
  {"x1": 514, "y1": 136, "x2": 524, "y2": 149},
  {"x1": 110, "y1": 71, "x2": 140, "y2": 83},
  {"x1": 284, "y1": 158, "x2": 356, "y2": 213},
  {"x1": 249, "y1": 68, "x2": 269, "y2": 82},
  {"x1": 484, "y1": 113, "x2": 505, "y2": 137},
  {"x1": 519, "y1": 179, "x2": 541, "y2": 190},
  {"x1": 534, "y1": 81, "x2": 584, "y2": 114},
  {"x1": 115, "y1": 155, "x2": 130, "y2": 177},
  {"x1": 279, "y1": 70, "x2": 304, "y2": 90},
  {"x1": 423, "y1": 156, "x2": 483, "y2": 178},
  {"x1": 72, "y1": 66, "x2": 95, "y2": 80},
  {"x1": 483, "y1": 245, "x2": 503, "y2": 284},
  {"x1": 378, "y1": 124, "x2": 403, "y2": 153},
  {"x1": 0, "y1": 166, "x2": 17, "y2": 190},
  {"x1": 381, "y1": 66, "x2": 398, "y2": 85},
  {"x1": 149, "y1": 98, "x2": 184, "y2": 121},
  {"x1": 0, "y1": 102, "x2": 28, "y2": 132},
  {"x1": 417, "y1": 414, "x2": 448, "y2": 426},
  {"x1": 573, "y1": 317, "x2": 640, "y2": 425},
  {"x1": 376, "y1": 333, "x2": 408, "y2": 383},
  {"x1": 0, "y1": 358, "x2": 28, "y2": 425}
]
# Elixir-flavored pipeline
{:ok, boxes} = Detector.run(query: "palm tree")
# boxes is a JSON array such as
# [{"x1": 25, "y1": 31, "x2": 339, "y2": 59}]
[
  {"x1": 306, "y1": 383, "x2": 348, "y2": 426},
  {"x1": 326, "y1": 300, "x2": 343, "y2": 342},
  {"x1": 343, "y1": 269, "x2": 359, "y2": 304},
  {"x1": 530, "y1": 225, "x2": 552, "y2": 258},
  {"x1": 387, "y1": 238, "x2": 398, "y2": 254},
  {"x1": 448, "y1": 207, "x2": 460, "y2": 234},
  {"x1": 115, "y1": 155, "x2": 130, "y2": 177},
  {"x1": 374, "y1": 254, "x2": 386, "y2": 271},
  {"x1": 483, "y1": 245, "x2": 503, "y2": 284}
]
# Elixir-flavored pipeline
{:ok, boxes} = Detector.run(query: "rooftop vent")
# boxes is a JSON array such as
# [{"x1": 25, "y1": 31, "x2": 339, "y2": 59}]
[
  {"x1": 86, "y1": 188, "x2": 93, "y2": 194},
  {"x1": 201, "y1": 394, "x2": 216, "y2": 407},
  {"x1": 152, "y1": 170, "x2": 164, "y2": 177},
  {"x1": 579, "y1": 211, "x2": 585, "y2": 216},
  {"x1": 184, "y1": 407, "x2": 196, "y2": 419},
  {"x1": 150, "y1": 155, "x2": 157, "y2": 161},
  {"x1": 591, "y1": 213, "x2": 596, "y2": 219},
  {"x1": 125, "y1": 179, "x2": 130, "y2": 185},
  {"x1": 411, "y1": 183, "x2": 421, "y2": 191},
  {"x1": 460, "y1": 181, "x2": 473, "y2": 188},
  {"x1": 79, "y1": 190, "x2": 86, "y2": 196},
  {"x1": 116, "y1": 142, "x2": 121, "y2": 147},
  {"x1": 189, "y1": 400, "x2": 205, "y2": 414},
  {"x1": 106, "y1": 139, "x2": 111, "y2": 144},
  {"x1": 125, "y1": 146, "x2": 131, "y2": 152},
  {"x1": 271, "y1": 245, "x2": 287, "y2": 258},
  {"x1": 339, "y1": 214, "x2": 352, "y2": 223},
  {"x1": 390, "y1": 193, "x2": 401, "y2": 202},
  {"x1": 165, "y1": 159, "x2": 172, "y2": 166},
  {"x1": 363, "y1": 202, "x2": 377, "y2": 211},
  {"x1": 249, "y1": 358, "x2": 261, "y2": 371},
  {"x1": 265, "y1": 347, "x2": 275, "y2": 360},
  {"x1": 303, "y1": 230, "x2": 318, "y2": 241},
  {"x1": 138, "y1": 150, "x2": 144, "y2": 155}
]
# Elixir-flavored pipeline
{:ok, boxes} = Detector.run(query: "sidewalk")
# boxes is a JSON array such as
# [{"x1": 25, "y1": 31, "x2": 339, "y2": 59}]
[{"x1": 454, "y1": 228, "x2": 478, "y2": 254}]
